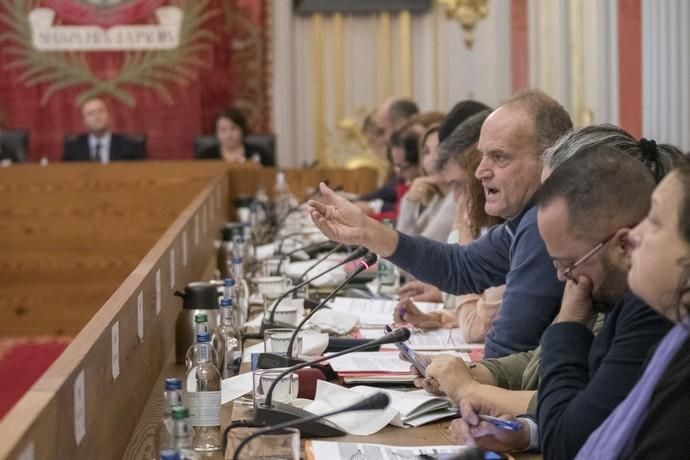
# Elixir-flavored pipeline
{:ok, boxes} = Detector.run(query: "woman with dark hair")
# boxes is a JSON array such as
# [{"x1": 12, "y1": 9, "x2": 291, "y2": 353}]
[
  {"x1": 199, "y1": 108, "x2": 270, "y2": 166},
  {"x1": 575, "y1": 159, "x2": 690, "y2": 460},
  {"x1": 396, "y1": 123, "x2": 457, "y2": 242}
]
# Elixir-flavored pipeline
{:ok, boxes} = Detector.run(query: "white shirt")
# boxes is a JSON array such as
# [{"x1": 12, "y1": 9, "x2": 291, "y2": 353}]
[{"x1": 88, "y1": 132, "x2": 112, "y2": 164}]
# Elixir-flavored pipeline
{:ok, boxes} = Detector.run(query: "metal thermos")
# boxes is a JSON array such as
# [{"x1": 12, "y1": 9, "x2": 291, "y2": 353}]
[{"x1": 174, "y1": 282, "x2": 219, "y2": 363}]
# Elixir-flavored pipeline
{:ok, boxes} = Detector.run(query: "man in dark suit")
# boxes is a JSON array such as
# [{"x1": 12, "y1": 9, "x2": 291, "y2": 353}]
[{"x1": 62, "y1": 97, "x2": 145, "y2": 163}]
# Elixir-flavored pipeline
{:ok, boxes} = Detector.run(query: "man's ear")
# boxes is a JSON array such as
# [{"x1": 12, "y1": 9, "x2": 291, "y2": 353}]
[{"x1": 613, "y1": 228, "x2": 634, "y2": 266}]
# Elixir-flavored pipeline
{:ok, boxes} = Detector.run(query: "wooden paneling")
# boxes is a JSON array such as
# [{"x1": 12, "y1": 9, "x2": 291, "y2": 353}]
[
  {"x1": 0, "y1": 162, "x2": 230, "y2": 336},
  {"x1": 0, "y1": 162, "x2": 229, "y2": 460}
]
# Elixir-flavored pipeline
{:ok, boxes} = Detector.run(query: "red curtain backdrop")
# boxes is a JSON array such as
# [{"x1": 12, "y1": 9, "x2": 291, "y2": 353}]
[{"x1": 0, "y1": 0, "x2": 271, "y2": 161}]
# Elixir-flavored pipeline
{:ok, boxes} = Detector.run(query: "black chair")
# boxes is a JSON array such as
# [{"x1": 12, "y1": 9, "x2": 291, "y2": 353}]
[
  {"x1": 194, "y1": 134, "x2": 276, "y2": 166},
  {"x1": 125, "y1": 134, "x2": 147, "y2": 159},
  {"x1": 0, "y1": 129, "x2": 29, "y2": 162}
]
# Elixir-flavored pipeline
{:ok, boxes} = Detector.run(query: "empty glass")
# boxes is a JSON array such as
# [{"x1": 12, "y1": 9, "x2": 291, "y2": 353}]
[
  {"x1": 263, "y1": 328, "x2": 303, "y2": 356},
  {"x1": 252, "y1": 368, "x2": 299, "y2": 407}
]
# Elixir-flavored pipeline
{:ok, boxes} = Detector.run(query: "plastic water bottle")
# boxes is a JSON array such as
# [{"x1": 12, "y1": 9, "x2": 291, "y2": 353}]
[
  {"x1": 185, "y1": 328, "x2": 222, "y2": 452},
  {"x1": 212, "y1": 298, "x2": 242, "y2": 379},
  {"x1": 154, "y1": 378, "x2": 184, "y2": 453}
]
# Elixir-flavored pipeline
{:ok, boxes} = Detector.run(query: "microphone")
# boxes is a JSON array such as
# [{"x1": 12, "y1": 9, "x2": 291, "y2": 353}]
[
  {"x1": 257, "y1": 252, "x2": 375, "y2": 369},
  {"x1": 285, "y1": 253, "x2": 378, "y2": 358},
  {"x1": 230, "y1": 392, "x2": 391, "y2": 459},
  {"x1": 253, "y1": 327, "x2": 410, "y2": 437},
  {"x1": 274, "y1": 240, "x2": 333, "y2": 274},
  {"x1": 275, "y1": 231, "x2": 308, "y2": 254},
  {"x1": 261, "y1": 246, "x2": 368, "y2": 331},
  {"x1": 297, "y1": 243, "x2": 345, "y2": 282}
]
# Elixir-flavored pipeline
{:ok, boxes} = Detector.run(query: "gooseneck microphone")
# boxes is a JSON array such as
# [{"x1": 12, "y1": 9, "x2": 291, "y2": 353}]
[
  {"x1": 297, "y1": 243, "x2": 346, "y2": 282},
  {"x1": 253, "y1": 327, "x2": 410, "y2": 437},
  {"x1": 267, "y1": 246, "x2": 368, "y2": 325},
  {"x1": 274, "y1": 240, "x2": 334, "y2": 274},
  {"x1": 286, "y1": 253, "x2": 378, "y2": 358},
  {"x1": 257, "y1": 251, "x2": 374, "y2": 369},
  {"x1": 230, "y1": 392, "x2": 391, "y2": 460}
]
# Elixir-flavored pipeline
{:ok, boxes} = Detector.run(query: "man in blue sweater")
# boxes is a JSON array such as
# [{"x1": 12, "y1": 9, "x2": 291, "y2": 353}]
[{"x1": 308, "y1": 89, "x2": 572, "y2": 358}]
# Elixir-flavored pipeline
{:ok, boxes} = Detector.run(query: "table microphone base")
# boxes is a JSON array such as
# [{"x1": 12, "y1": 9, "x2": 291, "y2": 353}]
[
  {"x1": 255, "y1": 352, "x2": 305, "y2": 369},
  {"x1": 254, "y1": 401, "x2": 346, "y2": 438}
]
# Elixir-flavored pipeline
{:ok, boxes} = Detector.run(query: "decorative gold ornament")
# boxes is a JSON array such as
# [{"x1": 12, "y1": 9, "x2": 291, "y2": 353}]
[
  {"x1": 324, "y1": 109, "x2": 390, "y2": 185},
  {"x1": 438, "y1": 0, "x2": 489, "y2": 48}
]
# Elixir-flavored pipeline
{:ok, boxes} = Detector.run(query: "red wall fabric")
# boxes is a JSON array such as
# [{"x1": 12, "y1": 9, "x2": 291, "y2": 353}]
[
  {"x1": 510, "y1": 0, "x2": 529, "y2": 93},
  {"x1": 618, "y1": 0, "x2": 642, "y2": 138},
  {"x1": 0, "y1": 0, "x2": 270, "y2": 161}
]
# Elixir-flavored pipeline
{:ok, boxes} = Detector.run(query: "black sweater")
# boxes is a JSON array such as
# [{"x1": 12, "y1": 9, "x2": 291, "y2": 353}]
[{"x1": 537, "y1": 293, "x2": 672, "y2": 460}]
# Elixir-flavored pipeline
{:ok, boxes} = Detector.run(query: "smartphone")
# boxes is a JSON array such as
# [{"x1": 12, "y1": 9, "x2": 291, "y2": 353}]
[{"x1": 384, "y1": 324, "x2": 429, "y2": 375}]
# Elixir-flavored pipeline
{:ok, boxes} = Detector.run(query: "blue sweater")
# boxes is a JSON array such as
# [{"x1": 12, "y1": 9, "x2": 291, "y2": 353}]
[
  {"x1": 537, "y1": 293, "x2": 672, "y2": 459},
  {"x1": 388, "y1": 204, "x2": 564, "y2": 358}
]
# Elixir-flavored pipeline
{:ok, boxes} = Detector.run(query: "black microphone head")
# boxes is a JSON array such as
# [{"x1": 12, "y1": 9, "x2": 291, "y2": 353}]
[
  {"x1": 384, "y1": 327, "x2": 411, "y2": 343},
  {"x1": 344, "y1": 246, "x2": 368, "y2": 262},
  {"x1": 360, "y1": 252, "x2": 378, "y2": 266},
  {"x1": 345, "y1": 392, "x2": 390, "y2": 412}
]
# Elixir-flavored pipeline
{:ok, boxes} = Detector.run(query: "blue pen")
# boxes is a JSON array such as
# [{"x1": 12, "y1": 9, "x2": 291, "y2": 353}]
[{"x1": 478, "y1": 414, "x2": 523, "y2": 431}]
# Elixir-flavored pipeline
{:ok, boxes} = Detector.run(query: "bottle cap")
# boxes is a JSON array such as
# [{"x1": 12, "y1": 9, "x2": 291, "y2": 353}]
[
  {"x1": 159, "y1": 449, "x2": 180, "y2": 460},
  {"x1": 164, "y1": 378, "x2": 182, "y2": 391},
  {"x1": 171, "y1": 406, "x2": 189, "y2": 419},
  {"x1": 223, "y1": 278, "x2": 236, "y2": 287},
  {"x1": 233, "y1": 257, "x2": 243, "y2": 264},
  {"x1": 220, "y1": 298, "x2": 233, "y2": 307},
  {"x1": 234, "y1": 235, "x2": 245, "y2": 244},
  {"x1": 194, "y1": 313, "x2": 208, "y2": 323}
]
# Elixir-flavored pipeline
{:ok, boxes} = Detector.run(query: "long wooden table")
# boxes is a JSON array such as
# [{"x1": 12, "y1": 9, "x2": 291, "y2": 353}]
[{"x1": 0, "y1": 163, "x2": 378, "y2": 459}]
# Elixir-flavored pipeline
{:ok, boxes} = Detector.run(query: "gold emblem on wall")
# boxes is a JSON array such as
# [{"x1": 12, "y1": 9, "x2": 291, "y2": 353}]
[{"x1": 438, "y1": 0, "x2": 489, "y2": 48}]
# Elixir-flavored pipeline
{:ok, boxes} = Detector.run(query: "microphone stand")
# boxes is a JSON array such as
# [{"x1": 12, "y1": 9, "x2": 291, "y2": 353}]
[
  {"x1": 297, "y1": 243, "x2": 345, "y2": 282},
  {"x1": 260, "y1": 247, "x2": 368, "y2": 333},
  {"x1": 285, "y1": 254, "x2": 377, "y2": 358},
  {"x1": 257, "y1": 253, "x2": 375, "y2": 369},
  {"x1": 274, "y1": 240, "x2": 333, "y2": 275},
  {"x1": 253, "y1": 328, "x2": 410, "y2": 437}
]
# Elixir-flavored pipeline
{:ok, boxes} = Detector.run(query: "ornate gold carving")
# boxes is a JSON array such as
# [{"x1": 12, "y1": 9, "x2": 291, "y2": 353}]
[{"x1": 438, "y1": 0, "x2": 489, "y2": 48}]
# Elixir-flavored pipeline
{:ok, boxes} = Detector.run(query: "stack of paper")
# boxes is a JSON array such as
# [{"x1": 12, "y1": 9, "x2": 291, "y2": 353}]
[
  {"x1": 360, "y1": 327, "x2": 485, "y2": 352},
  {"x1": 330, "y1": 297, "x2": 442, "y2": 327},
  {"x1": 326, "y1": 351, "x2": 418, "y2": 384}
]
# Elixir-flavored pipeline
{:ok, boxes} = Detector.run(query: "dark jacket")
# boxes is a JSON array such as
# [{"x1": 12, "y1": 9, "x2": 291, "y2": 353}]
[
  {"x1": 537, "y1": 293, "x2": 672, "y2": 460},
  {"x1": 62, "y1": 133, "x2": 145, "y2": 162},
  {"x1": 198, "y1": 143, "x2": 271, "y2": 166},
  {"x1": 388, "y1": 205, "x2": 564, "y2": 358},
  {"x1": 359, "y1": 176, "x2": 399, "y2": 213},
  {"x1": 625, "y1": 333, "x2": 690, "y2": 459}
]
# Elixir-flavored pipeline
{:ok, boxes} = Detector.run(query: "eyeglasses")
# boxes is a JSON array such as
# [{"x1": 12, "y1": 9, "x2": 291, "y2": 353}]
[{"x1": 553, "y1": 232, "x2": 618, "y2": 282}]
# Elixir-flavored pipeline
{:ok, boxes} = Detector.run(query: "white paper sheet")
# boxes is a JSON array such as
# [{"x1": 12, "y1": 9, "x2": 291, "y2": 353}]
[
  {"x1": 330, "y1": 297, "x2": 441, "y2": 327},
  {"x1": 326, "y1": 352, "x2": 412, "y2": 373},
  {"x1": 220, "y1": 372, "x2": 254, "y2": 404},
  {"x1": 303, "y1": 381, "x2": 399, "y2": 436}
]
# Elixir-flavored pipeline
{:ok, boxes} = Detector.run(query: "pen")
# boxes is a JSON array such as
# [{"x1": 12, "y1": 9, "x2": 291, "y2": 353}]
[{"x1": 478, "y1": 414, "x2": 523, "y2": 431}]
